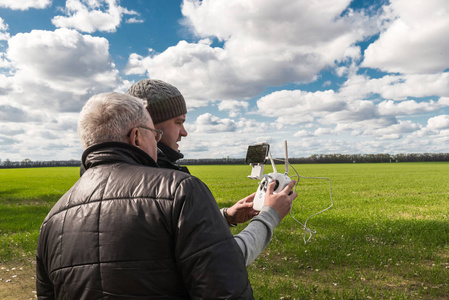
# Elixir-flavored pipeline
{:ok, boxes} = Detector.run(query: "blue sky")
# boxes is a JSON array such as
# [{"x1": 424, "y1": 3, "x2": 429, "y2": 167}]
[{"x1": 1, "y1": 0, "x2": 449, "y2": 162}]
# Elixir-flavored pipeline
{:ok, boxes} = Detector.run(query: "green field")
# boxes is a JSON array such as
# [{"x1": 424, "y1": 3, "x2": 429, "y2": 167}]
[{"x1": 1, "y1": 163, "x2": 449, "y2": 299}]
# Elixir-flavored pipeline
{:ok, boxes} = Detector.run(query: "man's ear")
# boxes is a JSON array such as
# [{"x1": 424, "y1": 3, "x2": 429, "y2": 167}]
[{"x1": 128, "y1": 128, "x2": 141, "y2": 147}]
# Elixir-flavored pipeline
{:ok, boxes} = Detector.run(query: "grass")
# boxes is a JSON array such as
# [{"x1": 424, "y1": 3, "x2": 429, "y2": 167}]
[
  {"x1": 0, "y1": 167, "x2": 79, "y2": 261},
  {"x1": 190, "y1": 162, "x2": 449, "y2": 299},
  {"x1": 1, "y1": 163, "x2": 449, "y2": 299}
]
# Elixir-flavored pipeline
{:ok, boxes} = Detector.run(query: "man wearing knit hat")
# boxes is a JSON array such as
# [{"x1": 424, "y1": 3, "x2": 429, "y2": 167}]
[
  {"x1": 127, "y1": 79, "x2": 257, "y2": 226},
  {"x1": 127, "y1": 79, "x2": 190, "y2": 173}
]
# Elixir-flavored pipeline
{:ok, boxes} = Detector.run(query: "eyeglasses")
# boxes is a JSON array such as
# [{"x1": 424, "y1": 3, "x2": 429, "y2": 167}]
[{"x1": 127, "y1": 125, "x2": 163, "y2": 142}]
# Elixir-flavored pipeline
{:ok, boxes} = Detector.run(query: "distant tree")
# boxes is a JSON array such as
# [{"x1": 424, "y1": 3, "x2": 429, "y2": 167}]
[{"x1": 21, "y1": 158, "x2": 32, "y2": 166}]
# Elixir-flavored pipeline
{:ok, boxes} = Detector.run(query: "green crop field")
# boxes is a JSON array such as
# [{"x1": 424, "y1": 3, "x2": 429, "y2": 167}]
[{"x1": 1, "y1": 163, "x2": 449, "y2": 299}]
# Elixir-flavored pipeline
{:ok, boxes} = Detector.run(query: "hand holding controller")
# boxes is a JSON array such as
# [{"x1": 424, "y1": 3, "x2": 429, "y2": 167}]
[{"x1": 253, "y1": 172, "x2": 292, "y2": 211}]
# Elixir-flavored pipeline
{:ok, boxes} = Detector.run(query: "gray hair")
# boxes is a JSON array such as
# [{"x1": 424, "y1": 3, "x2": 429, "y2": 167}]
[{"x1": 78, "y1": 92, "x2": 151, "y2": 149}]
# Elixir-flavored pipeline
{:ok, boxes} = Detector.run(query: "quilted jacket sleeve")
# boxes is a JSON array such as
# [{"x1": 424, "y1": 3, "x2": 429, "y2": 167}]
[
  {"x1": 36, "y1": 223, "x2": 55, "y2": 300},
  {"x1": 173, "y1": 176, "x2": 254, "y2": 300}
]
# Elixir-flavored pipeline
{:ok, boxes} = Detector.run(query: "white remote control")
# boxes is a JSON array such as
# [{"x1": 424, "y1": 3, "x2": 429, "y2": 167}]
[{"x1": 253, "y1": 172, "x2": 291, "y2": 211}]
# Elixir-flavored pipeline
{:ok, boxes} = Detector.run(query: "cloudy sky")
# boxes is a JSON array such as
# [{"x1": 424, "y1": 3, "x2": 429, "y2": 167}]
[{"x1": 1, "y1": 0, "x2": 449, "y2": 162}]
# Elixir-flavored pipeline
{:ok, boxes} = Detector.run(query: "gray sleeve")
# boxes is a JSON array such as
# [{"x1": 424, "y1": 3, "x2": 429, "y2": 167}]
[{"x1": 233, "y1": 206, "x2": 281, "y2": 267}]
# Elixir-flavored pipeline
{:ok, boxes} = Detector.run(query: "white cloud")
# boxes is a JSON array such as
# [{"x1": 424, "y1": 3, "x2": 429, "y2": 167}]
[
  {"x1": 0, "y1": 104, "x2": 46, "y2": 122},
  {"x1": 326, "y1": 100, "x2": 377, "y2": 123},
  {"x1": 125, "y1": 17, "x2": 144, "y2": 24},
  {"x1": 5, "y1": 28, "x2": 121, "y2": 112},
  {"x1": 125, "y1": 39, "x2": 251, "y2": 106},
  {"x1": 314, "y1": 127, "x2": 335, "y2": 136},
  {"x1": 0, "y1": 26, "x2": 124, "y2": 161},
  {"x1": 0, "y1": 0, "x2": 51, "y2": 10},
  {"x1": 274, "y1": 115, "x2": 315, "y2": 129},
  {"x1": 235, "y1": 118, "x2": 269, "y2": 134},
  {"x1": 52, "y1": 0, "x2": 139, "y2": 33},
  {"x1": 191, "y1": 113, "x2": 237, "y2": 133},
  {"x1": 427, "y1": 115, "x2": 449, "y2": 130},
  {"x1": 0, "y1": 119, "x2": 82, "y2": 161},
  {"x1": 370, "y1": 120, "x2": 421, "y2": 140},
  {"x1": 0, "y1": 17, "x2": 10, "y2": 40},
  {"x1": 377, "y1": 98, "x2": 449, "y2": 116},
  {"x1": 0, "y1": 135, "x2": 18, "y2": 148},
  {"x1": 0, "y1": 53, "x2": 11, "y2": 70},
  {"x1": 181, "y1": 0, "x2": 374, "y2": 47},
  {"x1": 0, "y1": 124, "x2": 25, "y2": 136},
  {"x1": 362, "y1": 0, "x2": 449, "y2": 74},
  {"x1": 125, "y1": 0, "x2": 378, "y2": 104},
  {"x1": 180, "y1": 133, "x2": 252, "y2": 159},
  {"x1": 408, "y1": 127, "x2": 435, "y2": 139},
  {"x1": 340, "y1": 73, "x2": 449, "y2": 101},
  {"x1": 294, "y1": 130, "x2": 312, "y2": 137},
  {"x1": 256, "y1": 89, "x2": 346, "y2": 125},
  {"x1": 180, "y1": 113, "x2": 275, "y2": 159},
  {"x1": 438, "y1": 97, "x2": 449, "y2": 106},
  {"x1": 254, "y1": 77, "x2": 447, "y2": 143},
  {"x1": 218, "y1": 100, "x2": 248, "y2": 117}
]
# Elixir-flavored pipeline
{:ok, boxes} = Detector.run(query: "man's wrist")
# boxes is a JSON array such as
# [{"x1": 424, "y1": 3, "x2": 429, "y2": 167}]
[{"x1": 223, "y1": 207, "x2": 237, "y2": 227}]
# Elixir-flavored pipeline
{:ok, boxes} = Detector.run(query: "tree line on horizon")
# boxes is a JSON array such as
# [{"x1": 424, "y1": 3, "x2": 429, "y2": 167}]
[
  {"x1": 2, "y1": 152, "x2": 448, "y2": 168},
  {"x1": 179, "y1": 152, "x2": 449, "y2": 165}
]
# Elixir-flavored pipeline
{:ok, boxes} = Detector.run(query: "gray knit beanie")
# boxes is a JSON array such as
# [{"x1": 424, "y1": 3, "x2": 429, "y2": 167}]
[{"x1": 126, "y1": 79, "x2": 187, "y2": 124}]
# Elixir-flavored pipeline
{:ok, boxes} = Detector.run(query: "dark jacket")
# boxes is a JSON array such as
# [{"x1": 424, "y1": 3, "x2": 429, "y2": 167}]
[
  {"x1": 79, "y1": 142, "x2": 189, "y2": 176},
  {"x1": 36, "y1": 142, "x2": 253, "y2": 299},
  {"x1": 157, "y1": 142, "x2": 190, "y2": 174}
]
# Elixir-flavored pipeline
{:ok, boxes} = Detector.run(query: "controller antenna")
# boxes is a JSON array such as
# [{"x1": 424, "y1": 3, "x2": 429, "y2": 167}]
[
  {"x1": 268, "y1": 150, "x2": 277, "y2": 174},
  {"x1": 284, "y1": 140, "x2": 289, "y2": 175}
]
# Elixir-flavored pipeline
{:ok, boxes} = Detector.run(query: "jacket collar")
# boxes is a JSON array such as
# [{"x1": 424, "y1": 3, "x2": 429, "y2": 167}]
[
  {"x1": 82, "y1": 142, "x2": 158, "y2": 171},
  {"x1": 157, "y1": 142, "x2": 184, "y2": 163}
]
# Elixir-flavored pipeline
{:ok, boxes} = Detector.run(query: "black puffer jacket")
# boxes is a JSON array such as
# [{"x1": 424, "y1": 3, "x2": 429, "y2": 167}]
[
  {"x1": 36, "y1": 142, "x2": 253, "y2": 299},
  {"x1": 156, "y1": 142, "x2": 190, "y2": 174}
]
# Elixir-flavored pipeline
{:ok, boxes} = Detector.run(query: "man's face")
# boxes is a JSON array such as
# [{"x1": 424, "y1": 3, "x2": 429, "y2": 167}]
[{"x1": 155, "y1": 114, "x2": 188, "y2": 151}]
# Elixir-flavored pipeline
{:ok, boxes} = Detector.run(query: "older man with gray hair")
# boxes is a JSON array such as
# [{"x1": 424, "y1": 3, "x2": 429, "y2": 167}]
[{"x1": 36, "y1": 92, "x2": 297, "y2": 299}]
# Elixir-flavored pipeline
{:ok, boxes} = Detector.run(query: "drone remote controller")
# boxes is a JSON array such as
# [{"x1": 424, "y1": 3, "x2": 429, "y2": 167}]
[
  {"x1": 253, "y1": 172, "x2": 291, "y2": 211},
  {"x1": 247, "y1": 140, "x2": 292, "y2": 211}
]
